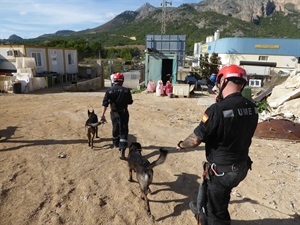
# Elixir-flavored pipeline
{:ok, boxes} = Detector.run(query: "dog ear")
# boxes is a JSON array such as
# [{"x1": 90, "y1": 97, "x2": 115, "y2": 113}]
[{"x1": 132, "y1": 142, "x2": 142, "y2": 151}]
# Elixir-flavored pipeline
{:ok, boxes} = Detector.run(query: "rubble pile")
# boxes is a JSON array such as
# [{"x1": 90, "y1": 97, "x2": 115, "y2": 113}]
[
  {"x1": 254, "y1": 69, "x2": 300, "y2": 141},
  {"x1": 260, "y1": 69, "x2": 300, "y2": 123}
]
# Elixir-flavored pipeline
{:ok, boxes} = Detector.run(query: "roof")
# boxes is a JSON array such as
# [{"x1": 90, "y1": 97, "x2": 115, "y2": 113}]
[{"x1": 206, "y1": 37, "x2": 300, "y2": 56}]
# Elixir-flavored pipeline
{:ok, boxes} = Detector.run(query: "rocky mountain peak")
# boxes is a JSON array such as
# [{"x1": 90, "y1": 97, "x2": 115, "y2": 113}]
[
  {"x1": 194, "y1": 0, "x2": 300, "y2": 23},
  {"x1": 136, "y1": 2, "x2": 156, "y2": 12},
  {"x1": 136, "y1": 2, "x2": 157, "y2": 19}
]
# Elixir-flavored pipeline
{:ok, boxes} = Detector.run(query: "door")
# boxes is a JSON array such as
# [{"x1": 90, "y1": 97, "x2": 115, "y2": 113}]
[
  {"x1": 161, "y1": 59, "x2": 173, "y2": 85},
  {"x1": 147, "y1": 55, "x2": 162, "y2": 83}
]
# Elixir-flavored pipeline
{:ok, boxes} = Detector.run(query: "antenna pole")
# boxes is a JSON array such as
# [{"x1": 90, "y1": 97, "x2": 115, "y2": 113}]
[{"x1": 161, "y1": 0, "x2": 172, "y2": 34}]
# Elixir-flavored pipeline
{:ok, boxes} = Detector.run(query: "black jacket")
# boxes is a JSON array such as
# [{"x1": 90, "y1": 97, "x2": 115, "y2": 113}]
[
  {"x1": 102, "y1": 84, "x2": 133, "y2": 112},
  {"x1": 194, "y1": 92, "x2": 258, "y2": 165}
]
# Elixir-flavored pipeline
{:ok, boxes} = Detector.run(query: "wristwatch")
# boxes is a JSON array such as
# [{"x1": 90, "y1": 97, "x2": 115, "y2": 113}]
[{"x1": 177, "y1": 141, "x2": 185, "y2": 149}]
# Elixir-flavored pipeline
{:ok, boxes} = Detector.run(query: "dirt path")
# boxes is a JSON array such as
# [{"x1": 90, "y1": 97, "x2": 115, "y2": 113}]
[{"x1": 0, "y1": 87, "x2": 299, "y2": 225}]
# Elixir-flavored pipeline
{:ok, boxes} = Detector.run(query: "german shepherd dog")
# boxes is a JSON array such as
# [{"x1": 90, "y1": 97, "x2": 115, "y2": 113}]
[
  {"x1": 85, "y1": 110, "x2": 106, "y2": 148},
  {"x1": 127, "y1": 142, "x2": 168, "y2": 217}
]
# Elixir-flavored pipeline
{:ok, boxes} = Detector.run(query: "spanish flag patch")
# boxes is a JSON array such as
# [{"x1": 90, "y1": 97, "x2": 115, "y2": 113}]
[{"x1": 201, "y1": 113, "x2": 209, "y2": 123}]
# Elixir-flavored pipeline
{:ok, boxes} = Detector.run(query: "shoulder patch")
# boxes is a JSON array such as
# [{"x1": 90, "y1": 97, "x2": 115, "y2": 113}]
[{"x1": 201, "y1": 113, "x2": 209, "y2": 123}]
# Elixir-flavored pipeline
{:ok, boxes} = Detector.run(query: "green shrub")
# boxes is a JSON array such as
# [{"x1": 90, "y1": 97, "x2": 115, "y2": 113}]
[{"x1": 256, "y1": 101, "x2": 270, "y2": 113}]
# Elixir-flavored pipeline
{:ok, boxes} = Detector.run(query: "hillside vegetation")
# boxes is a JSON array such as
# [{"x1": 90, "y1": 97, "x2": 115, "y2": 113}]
[{"x1": 2, "y1": 7, "x2": 300, "y2": 60}]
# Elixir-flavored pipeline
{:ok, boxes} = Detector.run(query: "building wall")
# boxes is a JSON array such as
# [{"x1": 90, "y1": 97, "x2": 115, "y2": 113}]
[
  {"x1": 193, "y1": 38, "x2": 300, "y2": 72},
  {"x1": 64, "y1": 49, "x2": 78, "y2": 74},
  {"x1": 25, "y1": 47, "x2": 48, "y2": 74},
  {"x1": 218, "y1": 54, "x2": 298, "y2": 72},
  {"x1": 0, "y1": 45, "x2": 25, "y2": 71},
  {"x1": 0, "y1": 45, "x2": 78, "y2": 75},
  {"x1": 145, "y1": 53, "x2": 178, "y2": 85},
  {"x1": 47, "y1": 48, "x2": 64, "y2": 74},
  {"x1": 209, "y1": 38, "x2": 300, "y2": 56},
  {"x1": 78, "y1": 66, "x2": 98, "y2": 79},
  {"x1": 146, "y1": 35, "x2": 186, "y2": 67}
]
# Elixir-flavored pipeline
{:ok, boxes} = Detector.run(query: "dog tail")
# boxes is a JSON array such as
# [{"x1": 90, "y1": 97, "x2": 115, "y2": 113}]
[{"x1": 147, "y1": 148, "x2": 168, "y2": 170}]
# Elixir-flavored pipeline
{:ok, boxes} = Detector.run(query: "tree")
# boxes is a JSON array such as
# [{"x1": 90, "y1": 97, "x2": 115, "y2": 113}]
[
  {"x1": 199, "y1": 53, "x2": 210, "y2": 78},
  {"x1": 120, "y1": 48, "x2": 132, "y2": 60},
  {"x1": 106, "y1": 48, "x2": 119, "y2": 59},
  {"x1": 198, "y1": 52, "x2": 221, "y2": 79},
  {"x1": 209, "y1": 52, "x2": 221, "y2": 75}
]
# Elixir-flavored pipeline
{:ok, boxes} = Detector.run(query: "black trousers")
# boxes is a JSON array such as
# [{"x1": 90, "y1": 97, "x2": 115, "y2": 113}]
[
  {"x1": 199, "y1": 165, "x2": 249, "y2": 225},
  {"x1": 110, "y1": 110, "x2": 129, "y2": 150}
]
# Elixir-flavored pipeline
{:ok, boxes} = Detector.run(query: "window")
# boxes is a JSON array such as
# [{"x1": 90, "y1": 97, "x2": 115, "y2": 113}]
[
  {"x1": 7, "y1": 50, "x2": 13, "y2": 56},
  {"x1": 297, "y1": 57, "x2": 300, "y2": 64},
  {"x1": 7, "y1": 50, "x2": 19, "y2": 57},
  {"x1": 32, "y1": 52, "x2": 42, "y2": 67},
  {"x1": 249, "y1": 79, "x2": 262, "y2": 87},
  {"x1": 68, "y1": 53, "x2": 74, "y2": 65},
  {"x1": 258, "y1": 56, "x2": 268, "y2": 61}
]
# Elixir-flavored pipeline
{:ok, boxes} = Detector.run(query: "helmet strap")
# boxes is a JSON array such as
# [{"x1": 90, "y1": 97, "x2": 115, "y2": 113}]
[
  {"x1": 217, "y1": 79, "x2": 246, "y2": 102},
  {"x1": 216, "y1": 79, "x2": 228, "y2": 102},
  {"x1": 240, "y1": 83, "x2": 246, "y2": 92}
]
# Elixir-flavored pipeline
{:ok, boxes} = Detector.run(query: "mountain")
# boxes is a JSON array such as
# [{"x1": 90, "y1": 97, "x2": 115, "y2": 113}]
[
  {"x1": 78, "y1": 11, "x2": 139, "y2": 34},
  {"x1": 93, "y1": 0, "x2": 300, "y2": 43},
  {"x1": 194, "y1": 0, "x2": 300, "y2": 23},
  {"x1": 38, "y1": 30, "x2": 75, "y2": 38},
  {"x1": 5, "y1": 0, "x2": 300, "y2": 53},
  {"x1": 8, "y1": 34, "x2": 23, "y2": 41}
]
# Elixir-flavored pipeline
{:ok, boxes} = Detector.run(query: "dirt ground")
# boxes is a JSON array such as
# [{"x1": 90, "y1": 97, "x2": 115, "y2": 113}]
[{"x1": 0, "y1": 85, "x2": 299, "y2": 225}]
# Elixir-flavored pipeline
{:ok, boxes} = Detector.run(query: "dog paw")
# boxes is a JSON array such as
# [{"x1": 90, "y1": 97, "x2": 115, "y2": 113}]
[{"x1": 147, "y1": 211, "x2": 153, "y2": 219}]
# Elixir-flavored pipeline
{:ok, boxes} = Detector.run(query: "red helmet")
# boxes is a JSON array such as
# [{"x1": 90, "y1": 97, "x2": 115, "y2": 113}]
[
  {"x1": 113, "y1": 72, "x2": 124, "y2": 83},
  {"x1": 216, "y1": 64, "x2": 247, "y2": 84}
]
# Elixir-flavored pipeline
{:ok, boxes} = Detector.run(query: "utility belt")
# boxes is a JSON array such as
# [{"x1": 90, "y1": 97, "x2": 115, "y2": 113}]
[
  {"x1": 111, "y1": 108, "x2": 127, "y2": 113},
  {"x1": 202, "y1": 157, "x2": 252, "y2": 178},
  {"x1": 111, "y1": 109, "x2": 127, "y2": 119},
  {"x1": 110, "y1": 103, "x2": 127, "y2": 113}
]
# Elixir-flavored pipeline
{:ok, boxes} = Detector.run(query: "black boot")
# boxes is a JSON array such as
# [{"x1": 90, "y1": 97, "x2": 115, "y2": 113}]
[
  {"x1": 119, "y1": 149, "x2": 126, "y2": 160},
  {"x1": 113, "y1": 137, "x2": 119, "y2": 148}
]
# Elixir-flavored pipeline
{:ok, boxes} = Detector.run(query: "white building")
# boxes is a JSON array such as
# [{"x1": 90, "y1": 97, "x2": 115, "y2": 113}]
[
  {"x1": 193, "y1": 36, "x2": 300, "y2": 75},
  {"x1": 0, "y1": 45, "x2": 78, "y2": 75}
]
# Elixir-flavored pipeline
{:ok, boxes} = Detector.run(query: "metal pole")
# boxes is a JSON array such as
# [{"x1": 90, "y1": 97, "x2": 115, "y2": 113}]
[{"x1": 161, "y1": 0, "x2": 172, "y2": 34}]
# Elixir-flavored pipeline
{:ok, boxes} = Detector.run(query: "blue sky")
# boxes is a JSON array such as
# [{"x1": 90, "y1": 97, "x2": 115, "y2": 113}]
[{"x1": 0, "y1": 0, "x2": 200, "y2": 40}]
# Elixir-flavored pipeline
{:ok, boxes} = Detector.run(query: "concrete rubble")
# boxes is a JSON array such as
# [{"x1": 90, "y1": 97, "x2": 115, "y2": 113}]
[
  {"x1": 254, "y1": 69, "x2": 300, "y2": 141},
  {"x1": 259, "y1": 69, "x2": 300, "y2": 123}
]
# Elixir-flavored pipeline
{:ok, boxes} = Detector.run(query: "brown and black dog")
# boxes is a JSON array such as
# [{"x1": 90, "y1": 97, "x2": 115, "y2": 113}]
[
  {"x1": 127, "y1": 142, "x2": 168, "y2": 217},
  {"x1": 85, "y1": 110, "x2": 106, "y2": 148}
]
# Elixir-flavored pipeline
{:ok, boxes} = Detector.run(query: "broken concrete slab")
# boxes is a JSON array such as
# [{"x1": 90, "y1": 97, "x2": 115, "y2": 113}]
[{"x1": 268, "y1": 88, "x2": 300, "y2": 108}]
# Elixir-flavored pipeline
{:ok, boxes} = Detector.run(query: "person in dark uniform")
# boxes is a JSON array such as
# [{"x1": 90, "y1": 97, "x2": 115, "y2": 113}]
[
  {"x1": 176, "y1": 64, "x2": 258, "y2": 225},
  {"x1": 100, "y1": 72, "x2": 133, "y2": 160}
]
